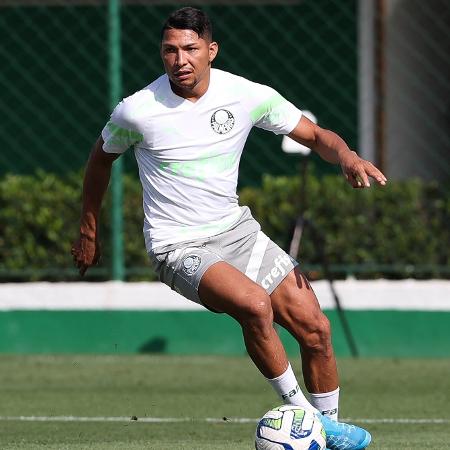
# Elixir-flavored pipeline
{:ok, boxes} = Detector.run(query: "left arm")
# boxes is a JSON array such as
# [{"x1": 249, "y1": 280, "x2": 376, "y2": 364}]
[{"x1": 288, "y1": 115, "x2": 387, "y2": 188}]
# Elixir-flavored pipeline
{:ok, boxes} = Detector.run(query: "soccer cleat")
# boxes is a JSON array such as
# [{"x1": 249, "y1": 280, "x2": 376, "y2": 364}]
[{"x1": 318, "y1": 414, "x2": 372, "y2": 450}]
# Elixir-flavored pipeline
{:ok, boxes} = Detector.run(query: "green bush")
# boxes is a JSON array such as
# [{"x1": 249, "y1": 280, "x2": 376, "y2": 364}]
[
  {"x1": 0, "y1": 170, "x2": 154, "y2": 281},
  {"x1": 240, "y1": 174, "x2": 450, "y2": 278},
  {"x1": 0, "y1": 171, "x2": 448, "y2": 281}
]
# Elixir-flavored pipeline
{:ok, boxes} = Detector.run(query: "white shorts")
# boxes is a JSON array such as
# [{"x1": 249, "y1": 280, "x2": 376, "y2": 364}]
[{"x1": 148, "y1": 207, "x2": 299, "y2": 308}]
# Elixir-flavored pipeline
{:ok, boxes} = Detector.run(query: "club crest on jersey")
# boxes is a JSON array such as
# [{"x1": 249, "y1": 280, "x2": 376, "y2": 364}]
[
  {"x1": 182, "y1": 255, "x2": 202, "y2": 276},
  {"x1": 210, "y1": 109, "x2": 235, "y2": 134}
]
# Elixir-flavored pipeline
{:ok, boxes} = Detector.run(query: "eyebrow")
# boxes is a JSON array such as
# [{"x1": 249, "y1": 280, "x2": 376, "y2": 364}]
[{"x1": 161, "y1": 42, "x2": 200, "y2": 49}]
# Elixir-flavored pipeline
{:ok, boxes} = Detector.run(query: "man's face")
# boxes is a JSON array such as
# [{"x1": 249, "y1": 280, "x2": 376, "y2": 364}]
[{"x1": 161, "y1": 28, "x2": 218, "y2": 94}]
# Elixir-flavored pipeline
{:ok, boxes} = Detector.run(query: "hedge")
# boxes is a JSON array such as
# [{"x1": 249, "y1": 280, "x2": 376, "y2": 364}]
[
  {"x1": 0, "y1": 170, "x2": 149, "y2": 281},
  {"x1": 240, "y1": 174, "x2": 450, "y2": 279},
  {"x1": 0, "y1": 171, "x2": 448, "y2": 281}
]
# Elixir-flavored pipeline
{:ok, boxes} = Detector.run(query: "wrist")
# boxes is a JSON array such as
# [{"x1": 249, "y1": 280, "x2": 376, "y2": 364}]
[
  {"x1": 79, "y1": 211, "x2": 98, "y2": 240},
  {"x1": 80, "y1": 231, "x2": 96, "y2": 241},
  {"x1": 337, "y1": 148, "x2": 355, "y2": 162}
]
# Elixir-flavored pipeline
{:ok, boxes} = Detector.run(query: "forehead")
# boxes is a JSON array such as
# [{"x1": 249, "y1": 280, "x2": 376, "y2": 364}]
[{"x1": 161, "y1": 28, "x2": 207, "y2": 47}]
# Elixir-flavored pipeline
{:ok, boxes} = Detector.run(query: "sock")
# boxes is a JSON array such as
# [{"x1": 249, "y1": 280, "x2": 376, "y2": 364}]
[
  {"x1": 267, "y1": 362, "x2": 318, "y2": 414},
  {"x1": 309, "y1": 387, "x2": 340, "y2": 421}
]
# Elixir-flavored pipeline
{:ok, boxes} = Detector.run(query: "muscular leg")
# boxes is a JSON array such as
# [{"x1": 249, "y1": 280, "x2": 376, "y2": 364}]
[
  {"x1": 270, "y1": 267, "x2": 338, "y2": 394},
  {"x1": 198, "y1": 261, "x2": 373, "y2": 448},
  {"x1": 198, "y1": 261, "x2": 287, "y2": 378}
]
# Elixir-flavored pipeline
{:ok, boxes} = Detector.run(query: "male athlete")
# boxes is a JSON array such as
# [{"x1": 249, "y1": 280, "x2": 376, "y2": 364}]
[{"x1": 72, "y1": 7, "x2": 387, "y2": 449}]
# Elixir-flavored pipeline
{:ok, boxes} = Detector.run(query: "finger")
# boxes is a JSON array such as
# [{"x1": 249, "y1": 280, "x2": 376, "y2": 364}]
[
  {"x1": 347, "y1": 172, "x2": 362, "y2": 188},
  {"x1": 79, "y1": 264, "x2": 88, "y2": 276},
  {"x1": 74, "y1": 254, "x2": 89, "y2": 271},
  {"x1": 355, "y1": 170, "x2": 370, "y2": 188},
  {"x1": 348, "y1": 163, "x2": 370, "y2": 187},
  {"x1": 366, "y1": 165, "x2": 388, "y2": 185}
]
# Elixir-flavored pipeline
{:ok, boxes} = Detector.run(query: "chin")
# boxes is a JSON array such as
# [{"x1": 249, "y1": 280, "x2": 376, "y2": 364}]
[{"x1": 178, "y1": 83, "x2": 199, "y2": 94}]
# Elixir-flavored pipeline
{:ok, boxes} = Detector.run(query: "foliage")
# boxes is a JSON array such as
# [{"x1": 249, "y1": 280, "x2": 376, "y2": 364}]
[
  {"x1": 240, "y1": 173, "x2": 450, "y2": 279},
  {"x1": 0, "y1": 171, "x2": 448, "y2": 281},
  {"x1": 0, "y1": 170, "x2": 153, "y2": 281}
]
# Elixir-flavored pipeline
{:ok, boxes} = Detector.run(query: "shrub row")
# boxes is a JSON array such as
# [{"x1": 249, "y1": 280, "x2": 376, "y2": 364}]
[
  {"x1": 0, "y1": 171, "x2": 448, "y2": 281},
  {"x1": 0, "y1": 170, "x2": 150, "y2": 281},
  {"x1": 240, "y1": 174, "x2": 449, "y2": 279}
]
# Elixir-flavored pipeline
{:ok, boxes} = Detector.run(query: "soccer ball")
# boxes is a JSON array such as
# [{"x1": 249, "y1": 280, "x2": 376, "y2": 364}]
[{"x1": 255, "y1": 405, "x2": 326, "y2": 450}]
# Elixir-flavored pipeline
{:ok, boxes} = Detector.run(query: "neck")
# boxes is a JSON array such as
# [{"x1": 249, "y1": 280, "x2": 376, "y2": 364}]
[{"x1": 170, "y1": 70, "x2": 211, "y2": 102}]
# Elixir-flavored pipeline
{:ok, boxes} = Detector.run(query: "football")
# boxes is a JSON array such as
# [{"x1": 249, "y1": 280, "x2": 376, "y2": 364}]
[{"x1": 255, "y1": 405, "x2": 327, "y2": 450}]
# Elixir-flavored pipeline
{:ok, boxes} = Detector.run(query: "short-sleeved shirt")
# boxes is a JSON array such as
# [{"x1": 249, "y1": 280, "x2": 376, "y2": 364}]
[{"x1": 101, "y1": 68, "x2": 302, "y2": 251}]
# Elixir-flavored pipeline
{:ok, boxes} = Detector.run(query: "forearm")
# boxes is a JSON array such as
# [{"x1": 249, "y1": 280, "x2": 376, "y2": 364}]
[
  {"x1": 288, "y1": 116, "x2": 386, "y2": 187},
  {"x1": 310, "y1": 127, "x2": 353, "y2": 165},
  {"x1": 79, "y1": 138, "x2": 116, "y2": 239},
  {"x1": 288, "y1": 116, "x2": 353, "y2": 165}
]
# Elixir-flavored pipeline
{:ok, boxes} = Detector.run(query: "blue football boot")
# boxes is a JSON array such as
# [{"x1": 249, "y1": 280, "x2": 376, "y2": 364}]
[{"x1": 318, "y1": 414, "x2": 371, "y2": 450}]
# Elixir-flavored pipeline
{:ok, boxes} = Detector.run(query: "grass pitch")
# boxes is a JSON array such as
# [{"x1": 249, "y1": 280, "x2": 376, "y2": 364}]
[{"x1": 0, "y1": 355, "x2": 449, "y2": 449}]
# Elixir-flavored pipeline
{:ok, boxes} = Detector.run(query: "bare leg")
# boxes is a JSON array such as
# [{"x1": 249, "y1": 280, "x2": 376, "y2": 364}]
[
  {"x1": 270, "y1": 268, "x2": 338, "y2": 393},
  {"x1": 198, "y1": 261, "x2": 287, "y2": 378}
]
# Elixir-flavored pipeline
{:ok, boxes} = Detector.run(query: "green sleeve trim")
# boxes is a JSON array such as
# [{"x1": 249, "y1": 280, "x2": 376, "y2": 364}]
[
  {"x1": 250, "y1": 93, "x2": 287, "y2": 123},
  {"x1": 105, "y1": 121, "x2": 143, "y2": 148}
]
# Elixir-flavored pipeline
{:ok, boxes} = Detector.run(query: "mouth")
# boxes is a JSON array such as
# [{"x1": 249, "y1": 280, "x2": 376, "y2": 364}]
[{"x1": 173, "y1": 71, "x2": 192, "y2": 81}]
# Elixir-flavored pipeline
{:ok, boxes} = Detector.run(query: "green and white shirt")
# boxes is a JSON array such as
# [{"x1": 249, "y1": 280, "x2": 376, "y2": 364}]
[{"x1": 102, "y1": 69, "x2": 302, "y2": 251}]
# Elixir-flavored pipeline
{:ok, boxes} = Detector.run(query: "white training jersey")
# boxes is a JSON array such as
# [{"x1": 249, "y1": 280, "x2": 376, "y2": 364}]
[{"x1": 101, "y1": 68, "x2": 302, "y2": 251}]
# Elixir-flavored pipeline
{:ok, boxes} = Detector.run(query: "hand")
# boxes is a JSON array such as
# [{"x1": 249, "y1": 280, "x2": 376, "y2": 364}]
[
  {"x1": 71, "y1": 234, "x2": 101, "y2": 276},
  {"x1": 339, "y1": 151, "x2": 387, "y2": 188}
]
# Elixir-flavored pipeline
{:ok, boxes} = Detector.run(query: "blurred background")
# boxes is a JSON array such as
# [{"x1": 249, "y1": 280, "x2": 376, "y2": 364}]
[{"x1": 0, "y1": 0, "x2": 449, "y2": 357}]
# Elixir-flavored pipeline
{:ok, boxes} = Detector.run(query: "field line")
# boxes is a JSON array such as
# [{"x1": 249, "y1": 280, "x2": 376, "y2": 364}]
[{"x1": 0, "y1": 416, "x2": 449, "y2": 425}]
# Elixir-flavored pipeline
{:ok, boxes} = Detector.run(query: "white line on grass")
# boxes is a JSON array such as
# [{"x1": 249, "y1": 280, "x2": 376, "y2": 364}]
[{"x1": 0, "y1": 416, "x2": 449, "y2": 425}]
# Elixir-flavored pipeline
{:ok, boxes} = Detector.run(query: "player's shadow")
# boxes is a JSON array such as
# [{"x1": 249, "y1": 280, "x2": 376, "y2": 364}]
[{"x1": 138, "y1": 337, "x2": 167, "y2": 353}]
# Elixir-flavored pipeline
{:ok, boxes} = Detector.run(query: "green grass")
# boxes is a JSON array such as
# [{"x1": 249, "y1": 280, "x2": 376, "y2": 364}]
[{"x1": 0, "y1": 355, "x2": 449, "y2": 449}]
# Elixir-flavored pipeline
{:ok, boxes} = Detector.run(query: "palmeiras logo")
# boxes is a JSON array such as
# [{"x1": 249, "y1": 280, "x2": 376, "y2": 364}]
[
  {"x1": 182, "y1": 255, "x2": 202, "y2": 276},
  {"x1": 210, "y1": 109, "x2": 235, "y2": 134}
]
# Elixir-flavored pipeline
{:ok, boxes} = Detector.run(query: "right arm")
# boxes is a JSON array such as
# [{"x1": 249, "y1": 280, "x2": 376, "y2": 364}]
[{"x1": 71, "y1": 136, "x2": 121, "y2": 275}]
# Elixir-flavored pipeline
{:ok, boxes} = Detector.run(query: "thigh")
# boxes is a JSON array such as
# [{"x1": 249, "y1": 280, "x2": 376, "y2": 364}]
[
  {"x1": 270, "y1": 266, "x2": 325, "y2": 332},
  {"x1": 198, "y1": 261, "x2": 270, "y2": 319},
  {"x1": 150, "y1": 245, "x2": 222, "y2": 306},
  {"x1": 218, "y1": 228, "x2": 298, "y2": 295}
]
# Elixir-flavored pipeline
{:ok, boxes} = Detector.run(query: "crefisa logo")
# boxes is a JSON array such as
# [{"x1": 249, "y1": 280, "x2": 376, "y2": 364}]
[
  {"x1": 261, "y1": 254, "x2": 292, "y2": 289},
  {"x1": 211, "y1": 109, "x2": 235, "y2": 134}
]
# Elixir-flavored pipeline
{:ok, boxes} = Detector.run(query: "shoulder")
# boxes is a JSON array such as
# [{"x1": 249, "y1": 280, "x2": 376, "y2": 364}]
[
  {"x1": 211, "y1": 68, "x2": 256, "y2": 89},
  {"x1": 112, "y1": 74, "x2": 166, "y2": 126},
  {"x1": 212, "y1": 68, "x2": 276, "y2": 99}
]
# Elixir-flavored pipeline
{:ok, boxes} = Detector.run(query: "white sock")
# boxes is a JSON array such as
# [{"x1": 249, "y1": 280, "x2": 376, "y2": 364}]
[
  {"x1": 309, "y1": 387, "x2": 340, "y2": 420},
  {"x1": 267, "y1": 363, "x2": 318, "y2": 414}
]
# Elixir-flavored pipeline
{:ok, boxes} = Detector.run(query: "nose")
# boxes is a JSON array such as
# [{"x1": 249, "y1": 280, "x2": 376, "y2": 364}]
[{"x1": 175, "y1": 49, "x2": 187, "y2": 67}]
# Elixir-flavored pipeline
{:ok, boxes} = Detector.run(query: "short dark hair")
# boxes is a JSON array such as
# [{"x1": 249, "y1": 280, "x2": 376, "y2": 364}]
[{"x1": 161, "y1": 7, "x2": 213, "y2": 42}]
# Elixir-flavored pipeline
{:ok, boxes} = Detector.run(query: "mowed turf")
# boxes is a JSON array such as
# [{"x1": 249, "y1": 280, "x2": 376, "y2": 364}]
[{"x1": 0, "y1": 355, "x2": 449, "y2": 449}]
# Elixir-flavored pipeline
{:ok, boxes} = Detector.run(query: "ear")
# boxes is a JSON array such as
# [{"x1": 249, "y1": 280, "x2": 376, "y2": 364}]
[{"x1": 209, "y1": 41, "x2": 219, "y2": 63}]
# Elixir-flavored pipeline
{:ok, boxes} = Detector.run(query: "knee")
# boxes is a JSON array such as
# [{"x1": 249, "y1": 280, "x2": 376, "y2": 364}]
[
  {"x1": 236, "y1": 287, "x2": 273, "y2": 331},
  {"x1": 299, "y1": 313, "x2": 332, "y2": 355}
]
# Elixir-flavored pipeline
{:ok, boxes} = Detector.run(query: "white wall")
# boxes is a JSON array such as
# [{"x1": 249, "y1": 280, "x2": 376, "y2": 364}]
[{"x1": 1, "y1": 280, "x2": 449, "y2": 311}]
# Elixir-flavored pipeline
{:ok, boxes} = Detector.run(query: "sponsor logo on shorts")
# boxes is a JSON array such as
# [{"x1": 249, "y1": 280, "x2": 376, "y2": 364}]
[
  {"x1": 182, "y1": 255, "x2": 202, "y2": 276},
  {"x1": 261, "y1": 254, "x2": 291, "y2": 289}
]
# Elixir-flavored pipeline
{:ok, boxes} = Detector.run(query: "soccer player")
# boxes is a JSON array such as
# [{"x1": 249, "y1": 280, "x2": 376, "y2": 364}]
[{"x1": 72, "y1": 7, "x2": 386, "y2": 449}]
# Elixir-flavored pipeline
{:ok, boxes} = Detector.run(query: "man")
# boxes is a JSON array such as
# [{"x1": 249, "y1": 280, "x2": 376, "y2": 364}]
[{"x1": 72, "y1": 7, "x2": 386, "y2": 449}]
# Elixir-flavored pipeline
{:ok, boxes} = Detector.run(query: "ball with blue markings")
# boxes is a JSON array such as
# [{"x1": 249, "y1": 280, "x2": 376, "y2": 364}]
[{"x1": 255, "y1": 405, "x2": 326, "y2": 450}]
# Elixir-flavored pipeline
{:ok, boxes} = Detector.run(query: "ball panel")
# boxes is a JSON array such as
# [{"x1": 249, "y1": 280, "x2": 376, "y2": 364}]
[{"x1": 255, "y1": 406, "x2": 326, "y2": 450}]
